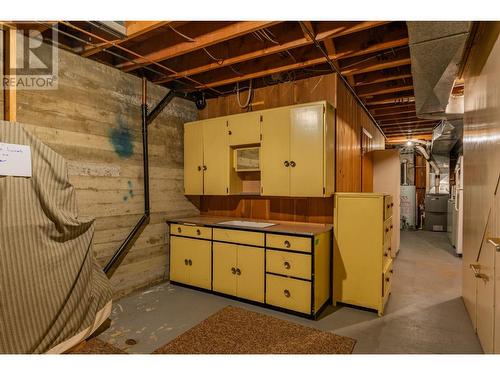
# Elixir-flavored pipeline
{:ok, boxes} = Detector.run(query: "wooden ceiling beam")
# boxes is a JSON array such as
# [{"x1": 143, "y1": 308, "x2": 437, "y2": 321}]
[
  {"x1": 355, "y1": 72, "x2": 412, "y2": 86},
  {"x1": 358, "y1": 84, "x2": 413, "y2": 98},
  {"x1": 300, "y1": 21, "x2": 315, "y2": 41},
  {"x1": 374, "y1": 109, "x2": 416, "y2": 118},
  {"x1": 365, "y1": 97, "x2": 415, "y2": 106},
  {"x1": 117, "y1": 21, "x2": 281, "y2": 72},
  {"x1": 81, "y1": 21, "x2": 172, "y2": 57},
  {"x1": 155, "y1": 23, "x2": 404, "y2": 84},
  {"x1": 376, "y1": 113, "x2": 421, "y2": 122},
  {"x1": 316, "y1": 21, "x2": 390, "y2": 39},
  {"x1": 342, "y1": 57, "x2": 411, "y2": 76},
  {"x1": 380, "y1": 119, "x2": 438, "y2": 127}
]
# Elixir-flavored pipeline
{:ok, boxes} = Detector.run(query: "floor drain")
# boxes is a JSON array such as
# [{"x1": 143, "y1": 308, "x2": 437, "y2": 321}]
[{"x1": 125, "y1": 338, "x2": 137, "y2": 346}]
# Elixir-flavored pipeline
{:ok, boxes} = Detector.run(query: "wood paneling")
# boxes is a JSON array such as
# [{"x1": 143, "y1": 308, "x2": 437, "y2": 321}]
[
  {"x1": 198, "y1": 74, "x2": 384, "y2": 223},
  {"x1": 6, "y1": 45, "x2": 198, "y2": 298},
  {"x1": 461, "y1": 22, "x2": 500, "y2": 347}
]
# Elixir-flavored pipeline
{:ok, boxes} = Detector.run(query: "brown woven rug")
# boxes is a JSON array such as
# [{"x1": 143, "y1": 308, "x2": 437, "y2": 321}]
[
  {"x1": 67, "y1": 338, "x2": 126, "y2": 354},
  {"x1": 153, "y1": 306, "x2": 356, "y2": 354}
]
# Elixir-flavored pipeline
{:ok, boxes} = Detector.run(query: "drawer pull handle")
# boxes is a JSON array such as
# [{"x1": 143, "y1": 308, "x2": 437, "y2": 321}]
[
  {"x1": 391, "y1": 203, "x2": 394, "y2": 207},
  {"x1": 390, "y1": 225, "x2": 393, "y2": 229},
  {"x1": 231, "y1": 267, "x2": 236, "y2": 275},
  {"x1": 470, "y1": 264, "x2": 488, "y2": 280},
  {"x1": 236, "y1": 268, "x2": 241, "y2": 276},
  {"x1": 487, "y1": 238, "x2": 500, "y2": 251},
  {"x1": 197, "y1": 166, "x2": 201, "y2": 171},
  {"x1": 284, "y1": 240, "x2": 291, "y2": 248},
  {"x1": 284, "y1": 161, "x2": 290, "y2": 167},
  {"x1": 284, "y1": 261, "x2": 291, "y2": 270},
  {"x1": 283, "y1": 289, "x2": 291, "y2": 298},
  {"x1": 177, "y1": 227, "x2": 182, "y2": 233},
  {"x1": 188, "y1": 259, "x2": 192, "y2": 266},
  {"x1": 196, "y1": 229, "x2": 201, "y2": 235},
  {"x1": 290, "y1": 161, "x2": 296, "y2": 168},
  {"x1": 385, "y1": 277, "x2": 390, "y2": 282},
  {"x1": 385, "y1": 228, "x2": 389, "y2": 233},
  {"x1": 203, "y1": 165, "x2": 207, "y2": 171},
  {"x1": 384, "y1": 252, "x2": 389, "y2": 257},
  {"x1": 387, "y1": 204, "x2": 390, "y2": 209},
  {"x1": 228, "y1": 130, "x2": 232, "y2": 135},
  {"x1": 184, "y1": 259, "x2": 188, "y2": 265},
  {"x1": 390, "y1": 269, "x2": 394, "y2": 274}
]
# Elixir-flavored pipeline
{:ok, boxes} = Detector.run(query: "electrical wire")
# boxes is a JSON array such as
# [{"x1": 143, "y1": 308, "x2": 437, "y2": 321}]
[
  {"x1": 236, "y1": 80, "x2": 253, "y2": 108},
  {"x1": 169, "y1": 25, "x2": 196, "y2": 42},
  {"x1": 202, "y1": 47, "x2": 224, "y2": 65}
]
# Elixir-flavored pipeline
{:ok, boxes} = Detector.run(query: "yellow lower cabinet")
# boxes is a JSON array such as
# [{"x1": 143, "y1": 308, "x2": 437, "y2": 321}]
[
  {"x1": 213, "y1": 242, "x2": 264, "y2": 303},
  {"x1": 212, "y1": 242, "x2": 237, "y2": 296},
  {"x1": 236, "y1": 245, "x2": 265, "y2": 303},
  {"x1": 266, "y1": 274, "x2": 311, "y2": 314},
  {"x1": 170, "y1": 236, "x2": 211, "y2": 290}
]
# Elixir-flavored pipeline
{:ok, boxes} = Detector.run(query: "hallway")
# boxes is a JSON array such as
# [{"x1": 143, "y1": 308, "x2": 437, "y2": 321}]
[{"x1": 98, "y1": 230, "x2": 482, "y2": 354}]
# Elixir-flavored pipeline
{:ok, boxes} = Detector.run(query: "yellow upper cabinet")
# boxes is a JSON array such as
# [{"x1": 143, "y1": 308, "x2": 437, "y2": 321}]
[
  {"x1": 261, "y1": 102, "x2": 335, "y2": 197},
  {"x1": 184, "y1": 121, "x2": 204, "y2": 195},
  {"x1": 183, "y1": 101, "x2": 334, "y2": 197},
  {"x1": 203, "y1": 118, "x2": 229, "y2": 195},
  {"x1": 261, "y1": 107, "x2": 291, "y2": 196},
  {"x1": 227, "y1": 111, "x2": 261, "y2": 146}
]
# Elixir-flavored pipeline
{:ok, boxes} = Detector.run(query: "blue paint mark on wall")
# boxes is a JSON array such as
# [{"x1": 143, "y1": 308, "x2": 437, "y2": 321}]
[
  {"x1": 123, "y1": 180, "x2": 134, "y2": 202},
  {"x1": 109, "y1": 117, "x2": 134, "y2": 158}
]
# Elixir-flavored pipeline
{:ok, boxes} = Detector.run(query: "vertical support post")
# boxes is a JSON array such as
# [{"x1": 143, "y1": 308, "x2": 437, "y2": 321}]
[
  {"x1": 141, "y1": 77, "x2": 150, "y2": 215},
  {"x1": 3, "y1": 27, "x2": 17, "y2": 121}
]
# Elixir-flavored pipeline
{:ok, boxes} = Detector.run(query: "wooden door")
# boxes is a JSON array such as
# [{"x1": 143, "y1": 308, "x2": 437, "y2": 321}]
[
  {"x1": 184, "y1": 122, "x2": 204, "y2": 195},
  {"x1": 475, "y1": 238, "x2": 495, "y2": 353},
  {"x1": 212, "y1": 242, "x2": 237, "y2": 296},
  {"x1": 203, "y1": 118, "x2": 229, "y2": 195},
  {"x1": 289, "y1": 104, "x2": 324, "y2": 197},
  {"x1": 236, "y1": 245, "x2": 264, "y2": 303},
  {"x1": 227, "y1": 112, "x2": 261, "y2": 146},
  {"x1": 261, "y1": 107, "x2": 290, "y2": 196}
]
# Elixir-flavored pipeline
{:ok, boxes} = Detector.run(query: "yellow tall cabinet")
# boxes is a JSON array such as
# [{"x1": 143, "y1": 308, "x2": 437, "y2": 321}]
[
  {"x1": 261, "y1": 101, "x2": 335, "y2": 197},
  {"x1": 333, "y1": 192, "x2": 394, "y2": 316}
]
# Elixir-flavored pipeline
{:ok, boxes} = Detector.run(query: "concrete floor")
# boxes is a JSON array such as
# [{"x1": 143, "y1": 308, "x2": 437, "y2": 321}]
[{"x1": 98, "y1": 230, "x2": 483, "y2": 354}]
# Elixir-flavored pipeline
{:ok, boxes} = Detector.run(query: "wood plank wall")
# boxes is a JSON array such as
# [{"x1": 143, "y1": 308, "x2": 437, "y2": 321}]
[
  {"x1": 197, "y1": 73, "x2": 385, "y2": 223},
  {"x1": 2, "y1": 46, "x2": 199, "y2": 298}
]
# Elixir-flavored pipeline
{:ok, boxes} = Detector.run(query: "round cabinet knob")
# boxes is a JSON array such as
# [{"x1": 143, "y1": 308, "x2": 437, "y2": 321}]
[
  {"x1": 197, "y1": 166, "x2": 202, "y2": 171},
  {"x1": 283, "y1": 289, "x2": 291, "y2": 298},
  {"x1": 387, "y1": 204, "x2": 390, "y2": 209},
  {"x1": 284, "y1": 240, "x2": 291, "y2": 248},
  {"x1": 236, "y1": 268, "x2": 241, "y2": 276},
  {"x1": 385, "y1": 277, "x2": 390, "y2": 282},
  {"x1": 391, "y1": 203, "x2": 394, "y2": 207},
  {"x1": 228, "y1": 130, "x2": 232, "y2": 135},
  {"x1": 384, "y1": 252, "x2": 389, "y2": 257},
  {"x1": 284, "y1": 261, "x2": 291, "y2": 270},
  {"x1": 177, "y1": 227, "x2": 182, "y2": 233},
  {"x1": 390, "y1": 225, "x2": 393, "y2": 229},
  {"x1": 184, "y1": 259, "x2": 188, "y2": 265},
  {"x1": 390, "y1": 269, "x2": 394, "y2": 274},
  {"x1": 284, "y1": 161, "x2": 290, "y2": 167},
  {"x1": 188, "y1": 259, "x2": 192, "y2": 266},
  {"x1": 290, "y1": 161, "x2": 296, "y2": 167},
  {"x1": 385, "y1": 228, "x2": 389, "y2": 233},
  {"x1": 203, "y1": 165, "x2": 207, "y2": 171},
  {"x1": 196, "y1": 229, "x2": 201, "y2": 235},
  {"x1": 231, "y1": 267, "x2": 236, "y2": 274}
]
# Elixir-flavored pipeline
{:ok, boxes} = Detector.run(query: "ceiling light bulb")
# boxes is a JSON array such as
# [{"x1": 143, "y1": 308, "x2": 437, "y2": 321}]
[{"x1": 406, "y1": 140, "x2": 414, "y2": 147}]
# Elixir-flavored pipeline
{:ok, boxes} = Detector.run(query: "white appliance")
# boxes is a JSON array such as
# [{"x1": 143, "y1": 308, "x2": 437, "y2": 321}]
[
  {"x1": 400, "y1": 185, "x2": 416, "y2": 230},
  {"x1": 453, "y1": 155, "x2": 464, "y2": 255}
]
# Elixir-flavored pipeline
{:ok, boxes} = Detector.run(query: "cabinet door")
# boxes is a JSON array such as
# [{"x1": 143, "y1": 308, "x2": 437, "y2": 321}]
[
  {"x1": 261, "y1": 108, "x2": 290, "y2": 196},
  {"x1": 186, "y1": 238, "x2": 212, "y2": 290},
  {"x1": 236, "y1": 245, "x2": 264, "y2": 303},
  {"x1": 289, "y1": 104, "x2": 324, "y2": 197},
  {"x1": 213, "y1": 242, "x2": 237, "y2": 296},
  {"x1": 170, "y1": 236, "x2": 190, "y2": 285},
  {"x1": 203, "y1": 118, "x2": 229, "y2": 195},
  {"x1": 228, "y1": 112, "x2": 261, "y2": 146},
  {"x1": 184, "y1": 122, "x2": 204, "y2": 195}
]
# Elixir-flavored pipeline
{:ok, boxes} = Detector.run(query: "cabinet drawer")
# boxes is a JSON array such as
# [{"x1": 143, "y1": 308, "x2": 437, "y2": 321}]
[
  {"x1": 266, "y1": 250, "x2": 311, "y2": 280},
  {"x1": 383, "y1": 241, "x2": 392, "y2": 267},
  {"x1": 266, "y1": 274, "x2": 311, "y2": 314},
  {"x1": 383, "y1": 259, "x2": 394, "y2": 297},
  {"x1": 266, "y1": 233, "x2": 311, "y2": 253},
  {"x1": 213, "y1": 228, "x2": 265, "y2": 247},
  {"x1": 383, "y1": 218, "x2": 393, "y2": 245},
  {"x1": 384, "y1": 195, "x2": 393, "y2": 220},
  {"x1": 170, "y1": 223, "x2": 212, "y2": 240}
]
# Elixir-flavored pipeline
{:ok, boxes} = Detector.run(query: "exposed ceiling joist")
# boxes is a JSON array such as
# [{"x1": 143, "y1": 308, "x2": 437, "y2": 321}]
[
  {"x1": 117, "y1": 21, "x2": 281, "y2": 72},
  {"x1": 341, "y1": 57, "x2": 411, "y2": 76},
  {"x1": 358, "y1": 84, "x2": 413, "y2": 98}
]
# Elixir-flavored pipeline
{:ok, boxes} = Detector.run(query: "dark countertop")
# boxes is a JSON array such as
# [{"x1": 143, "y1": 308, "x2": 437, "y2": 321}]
[{"x1": 166, "y1": 215, "x2": 333, "y2": 236}]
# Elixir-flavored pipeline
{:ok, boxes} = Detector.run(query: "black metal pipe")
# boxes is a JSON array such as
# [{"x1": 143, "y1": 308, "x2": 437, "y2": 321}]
[
  {"x1": 147, "y1": 90, "x2": 176, "y2": 126},
  {"x1": 103, "y1": 77, "x2": 150, "y2": 276}
]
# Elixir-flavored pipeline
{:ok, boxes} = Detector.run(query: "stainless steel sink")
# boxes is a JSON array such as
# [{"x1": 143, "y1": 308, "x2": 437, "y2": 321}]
[{"x1": 216, "y1": 220, "x2": 276, "y2": 228}]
